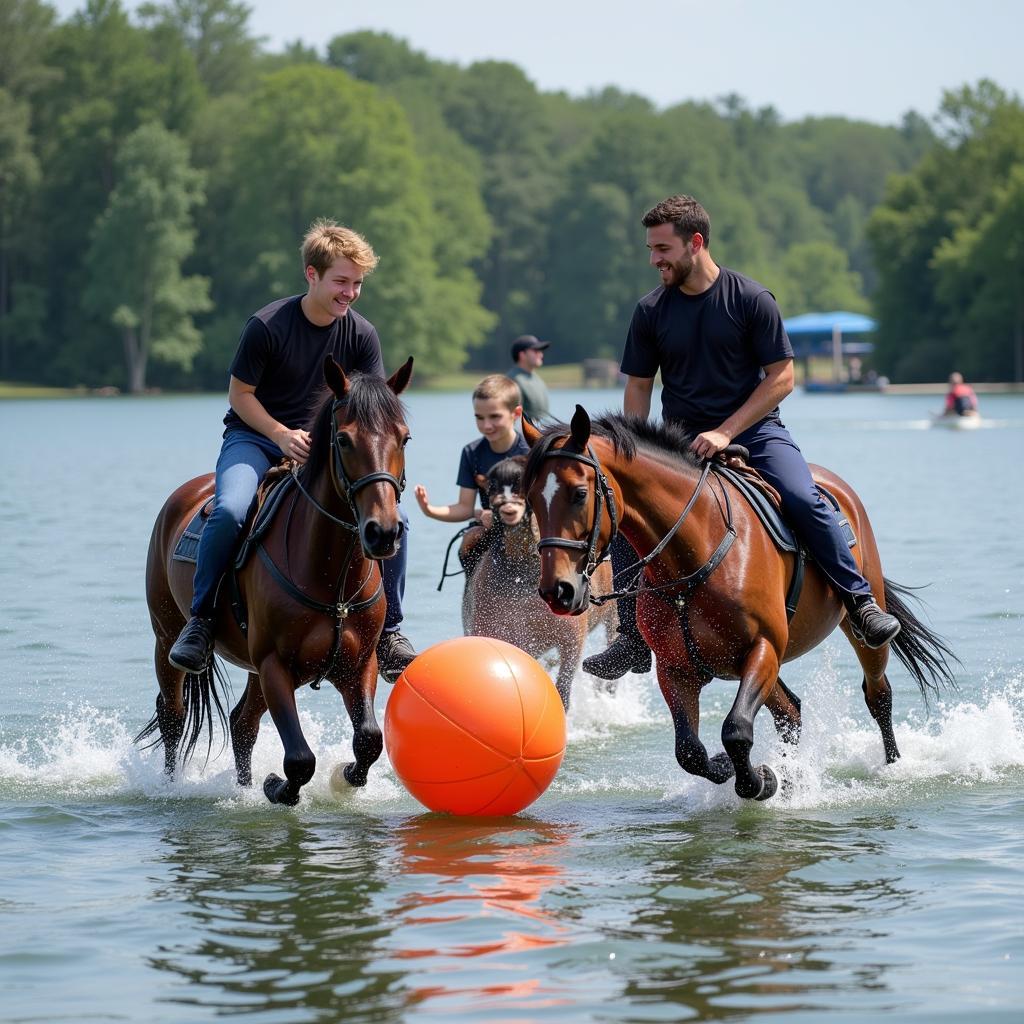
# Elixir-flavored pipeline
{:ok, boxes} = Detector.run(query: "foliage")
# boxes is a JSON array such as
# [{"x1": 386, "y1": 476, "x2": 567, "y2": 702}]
[
  {"x1": 3, "y1": 7, "x2": 1022, "y2": 389},
  {"x1": 85, "y1": 121, "x2": 210, "y2": 392}
]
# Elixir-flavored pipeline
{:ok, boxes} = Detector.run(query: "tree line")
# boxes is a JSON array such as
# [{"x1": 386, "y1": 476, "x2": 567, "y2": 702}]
[{"x1": 1, "y1": 0, "x2": 1021, "y2": 391}]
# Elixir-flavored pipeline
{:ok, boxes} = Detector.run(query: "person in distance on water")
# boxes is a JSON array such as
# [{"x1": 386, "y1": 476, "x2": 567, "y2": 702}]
[
  {"x1": 583, "y1": 194, "x2": 901, "y2": 681},
  {"x1": 168, "y1": 219, "x2": 417, "y2": 684}
]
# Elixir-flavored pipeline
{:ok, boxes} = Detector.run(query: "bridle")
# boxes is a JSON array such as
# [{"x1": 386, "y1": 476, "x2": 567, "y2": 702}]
[
  {"x1": 290, "y1": 396, "x2": 407, "y2": 533},
  {"x1": 257, "y1": 396, "x2": 406, "y2": 689},
  {"x1": 532, "y1": 433, "x2": 736, "y2": 611},
  {"x1": 533, "y1": 434, "x2": 619, "y2": 583}
]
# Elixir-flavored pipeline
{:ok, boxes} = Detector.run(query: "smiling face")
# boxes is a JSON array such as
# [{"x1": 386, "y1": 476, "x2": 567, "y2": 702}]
[
  {"x1": 473, "y1": 397, "x2": 519, "y2": 448},
  {"x1": 646, "y1": 222, "x2": 698, "y2": 289},
  {"x1": 304, "y1": 255, "x2": 364, "y2": 325}
]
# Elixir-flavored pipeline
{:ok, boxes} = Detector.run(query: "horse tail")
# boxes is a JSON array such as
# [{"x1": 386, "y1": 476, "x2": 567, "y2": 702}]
[
  {"x1": 135, "y1": 659, "x2": 233, "y2": 766},
  {"x1": 883, "y1": 577, "x2": 960, "y2": 705}
]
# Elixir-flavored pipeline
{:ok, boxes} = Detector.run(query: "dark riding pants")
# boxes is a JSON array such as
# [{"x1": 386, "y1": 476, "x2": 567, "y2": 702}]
[
  {"x1": 610, "y1": 418, "x2": 869, "y2": 637},
  {"x1": 191, "y1": 427, "x2": 408, "y2": 631}
]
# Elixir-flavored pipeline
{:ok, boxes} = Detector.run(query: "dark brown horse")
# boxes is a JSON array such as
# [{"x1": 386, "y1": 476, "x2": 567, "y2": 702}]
[
  {"x1": 142, "y1": 357, "x2": 413, "y2": 806},
  {"x1": 461, "y1": 456, "x2": 617, "y2": 708},
  {"x1": 523, "y1": 408, "x2": 957, "y2": 802}
]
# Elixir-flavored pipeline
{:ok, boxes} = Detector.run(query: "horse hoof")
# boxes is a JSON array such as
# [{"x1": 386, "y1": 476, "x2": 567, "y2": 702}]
[
  {"x1": 330, "y1": 763, "x2": 365, "y2": 791},
  {"x1": 755, "y1": 765, "x2": 779, "y2": 802},
  {"x1": 263, "y1": 772, "x2": 300, "y2": 806},
  {"x1": 707, "y1": 751, "x2": 736, "y2": 784}
]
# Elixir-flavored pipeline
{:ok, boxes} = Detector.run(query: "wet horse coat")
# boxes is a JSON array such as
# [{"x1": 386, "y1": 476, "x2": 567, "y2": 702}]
[
  {"x1": 523, "y1": 408, "x2": 957, "y2": 800},
  {"x1": 462, "y1": 457, "x2": 617, "y2": 708},
  {"x1": 142, "y1": 357, "x2": 413, "y2": 805}
]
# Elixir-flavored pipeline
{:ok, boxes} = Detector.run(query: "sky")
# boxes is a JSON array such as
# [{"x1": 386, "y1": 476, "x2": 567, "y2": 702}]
[{"x1": 48, "y1": 0, "x2": 1024, "y2": 125}]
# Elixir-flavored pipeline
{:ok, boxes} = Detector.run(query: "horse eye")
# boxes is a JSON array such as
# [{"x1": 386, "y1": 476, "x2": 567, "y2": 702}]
[
  {"x1": 572, "y1": 487, "x2": 589, "y2": 505},
  {"x1": 402, "y1": 435, "x2": 411, "y2": 448},
  {"x1": 336, "y1": 432, "x2": 353, "y2": 449}
]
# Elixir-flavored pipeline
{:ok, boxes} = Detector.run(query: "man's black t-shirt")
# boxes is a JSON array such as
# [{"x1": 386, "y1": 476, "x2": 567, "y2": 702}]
[
  {"x1": 620, "y1": 267, "x2": 793, "y2": 432},
  {"x1": 456, "y1": 433, "x2": 531, "y2": 509},
  {"x1": 223, "y1": 295, "x2": 385, "y2": 432}
]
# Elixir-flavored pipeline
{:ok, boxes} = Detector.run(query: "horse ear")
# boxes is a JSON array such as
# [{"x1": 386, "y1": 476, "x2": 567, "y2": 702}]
[
  {"x1": 569, "y1": 404, "x2": 591, "y2": 450},
  {"x1": 387, "y1": 356, "x2": 414, "y2": 395},
  {"x1": 324, "y1": 356, "x2": 350, "y2": 397},
  {"x1": 521, "y1": 416, "x2": 543, "y2": 446}
]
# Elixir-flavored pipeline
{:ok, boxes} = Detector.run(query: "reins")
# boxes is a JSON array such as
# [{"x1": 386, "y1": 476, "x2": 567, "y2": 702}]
[
  {"x1": 249, "y1": 396, "x2": 404, "y2": 688},
  {"x1": 534, "y1": 435, "x2": 737, "y2": 681}
]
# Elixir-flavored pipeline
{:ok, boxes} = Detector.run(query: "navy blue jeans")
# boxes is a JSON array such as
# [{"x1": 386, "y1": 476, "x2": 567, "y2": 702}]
[
  {"x1": 610, "y1": 418, "x2": 869, "y2": 637},
  {"x1": 191, "y1": 427, "x2": 407, "y2": 631}
]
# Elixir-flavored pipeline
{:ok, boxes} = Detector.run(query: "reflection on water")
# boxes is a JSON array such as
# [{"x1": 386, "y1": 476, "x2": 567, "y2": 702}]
[
  {"x1": 141, "y1": 805, "x2": 923, "y2": 1022},
  {"x1": 148, "y1": 813, "x2": 402, "y2": 1020},
  {"x1": 612, "y1": 812, "x2": 916, "y2": 1020},
  {"x1": 147, "y1": 812, "x2": 580, "y2": 1020}
]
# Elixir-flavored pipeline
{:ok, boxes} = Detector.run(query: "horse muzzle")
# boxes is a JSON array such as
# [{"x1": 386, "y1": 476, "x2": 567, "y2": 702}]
[
  {"x1": 539, "y1": 576, "x2": 589, "y2": 616},
  {"x1": 361, "y1": 516, "x2": 404, "y2": 559}
]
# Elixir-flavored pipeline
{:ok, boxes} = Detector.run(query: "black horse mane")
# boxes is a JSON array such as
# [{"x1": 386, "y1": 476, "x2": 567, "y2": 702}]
[
  {"x1": 523, "y1": 413, "x2": 701, "y2": 490},
  {"x1": 300, "y1": 372, "x2": 406, "y2": 484}
]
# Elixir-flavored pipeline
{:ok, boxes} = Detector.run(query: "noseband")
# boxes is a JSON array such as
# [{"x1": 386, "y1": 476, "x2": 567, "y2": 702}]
[
  {"x1": 293, "y1": 397, "x2": 406, "y2": 532},
  {"x1": 533, "y1": 434, "x2": 619, "y2": 582}
]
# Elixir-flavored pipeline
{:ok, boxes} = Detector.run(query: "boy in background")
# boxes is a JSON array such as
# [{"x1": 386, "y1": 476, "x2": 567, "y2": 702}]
[{"x1": 414, "y1": 374, "x2": 530, "y2": 570}]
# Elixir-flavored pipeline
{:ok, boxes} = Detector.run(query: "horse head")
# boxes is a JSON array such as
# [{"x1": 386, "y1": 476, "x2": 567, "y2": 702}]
[
  {"x1": 523, "y1": 406, "x2": 616, "y2": 616},
  {"x1": 318, "y1": 355, "x2": 413, "y2": 559}
]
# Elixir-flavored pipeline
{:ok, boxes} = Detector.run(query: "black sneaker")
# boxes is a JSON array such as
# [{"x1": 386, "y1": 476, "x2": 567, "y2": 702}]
[
  {"x1": 168, "y1": 615, "x2": 215, "y2": 673},
  {"x1": 582, "y1": 634, "x2": 652, "y2": 680},
  {"x1": 848, "y1": 598, "x2": 901, "y2": 649},
  {"x1": 377, "y1": 630, "x2": 417, "y2": 684}
]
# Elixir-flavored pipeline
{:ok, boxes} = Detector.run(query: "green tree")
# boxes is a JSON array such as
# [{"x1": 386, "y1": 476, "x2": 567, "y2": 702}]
[
  {"x1": 85, "y1": 122, "x2": 210, "y2": 392},
  {"x1": 0, "y1": 89, "x2": 41, "y2": 377},
  {"x1": 771, "y1": 241, "x2": 868, "y2": 317},
  {"x1": 211, "y1": 65, "x2": 493, "y2": 375},
  {"x1": 933, "y1": 164, "x2": 1024, "y2": 380},
  {"x1": 137, "y1": 0, "x2": 261, "y2": 96},
  {"x1": 868, "y1": 81, "x2": 1024, "y2": 380}
]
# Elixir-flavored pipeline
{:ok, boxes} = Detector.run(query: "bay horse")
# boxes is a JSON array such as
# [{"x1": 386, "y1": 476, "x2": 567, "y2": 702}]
[
  {"x1": 523, "y1": 408, "x2": 957, "y2": 802},
  {"x1": 461, "y1": 456, "x2": 617, "y2": 708},
  {"x1": 141, "y1": 356, "x2": 413, "y2": 806}
]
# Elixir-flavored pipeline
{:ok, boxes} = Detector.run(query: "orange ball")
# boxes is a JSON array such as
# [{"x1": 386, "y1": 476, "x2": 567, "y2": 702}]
[{"x1": 384, "y1": 637, "x2": 566, "y2": 816}]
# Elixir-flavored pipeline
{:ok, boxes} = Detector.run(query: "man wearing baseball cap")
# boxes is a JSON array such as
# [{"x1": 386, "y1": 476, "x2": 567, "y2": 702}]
[{"x1": 508, "y1": 334, "x2": 551, "y2": 422}]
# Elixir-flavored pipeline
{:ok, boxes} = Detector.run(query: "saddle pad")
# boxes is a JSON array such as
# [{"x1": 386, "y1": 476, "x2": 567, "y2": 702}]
[
  {"x1": 714, "y1": 465, "x2": 856, "y2": 552},
  {"x1": 170, "y1": 472, "x2": 296, "y2": 568},
  {"x1": 171, "y1": 499, "x2": 214, "y2": 564}
]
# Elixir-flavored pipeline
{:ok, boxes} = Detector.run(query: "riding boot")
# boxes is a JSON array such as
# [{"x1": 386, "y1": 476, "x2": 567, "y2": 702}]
[
  {"x1": 582, "y1": 627, "x2": 652, "y2": 680},
  {"x1": 168, "y1": 615, "x2": 215, "y2": 673},
  {"x1": 847, "y1": 595, "x2": 901, "y2": 649},
  {"x1": 377, "y1": 629, "x2": 417, "y2": 684}
]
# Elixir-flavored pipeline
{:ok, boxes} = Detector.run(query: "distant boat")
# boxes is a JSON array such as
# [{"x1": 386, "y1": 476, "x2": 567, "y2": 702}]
[{"x1": 931, "y1": 412, "x2": 982, "y2": 430}]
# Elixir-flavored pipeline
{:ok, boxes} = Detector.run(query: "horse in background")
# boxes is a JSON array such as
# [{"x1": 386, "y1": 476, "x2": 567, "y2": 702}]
[
  {"x1": 462, "y1": 456, "x2": 618, "y2": 708},
  {"x1": 142, "y1": 357, "x2": 413, "y2": 806},
  {"x1": 523, "y1": 408, "x2": 957, "y2": 800}
]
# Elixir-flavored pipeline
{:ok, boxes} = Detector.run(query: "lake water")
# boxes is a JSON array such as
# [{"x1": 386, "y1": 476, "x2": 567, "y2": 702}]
[{"x1": 1, "y1": 388, "x2": 1022, "y2": 1023}]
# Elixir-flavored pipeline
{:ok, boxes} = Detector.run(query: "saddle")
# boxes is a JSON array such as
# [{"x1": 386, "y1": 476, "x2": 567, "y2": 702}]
[
  {"x1": 711, "y1": 445, "x2": 856, "y2": 620},
  {"x1": 171, "y1": 461, "x2": 297, "y2": 568}
]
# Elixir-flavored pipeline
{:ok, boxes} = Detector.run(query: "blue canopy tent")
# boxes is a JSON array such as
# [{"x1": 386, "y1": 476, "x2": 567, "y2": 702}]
[{"x1": 782, "y1": 311, "x2": 878, "y2": 389}]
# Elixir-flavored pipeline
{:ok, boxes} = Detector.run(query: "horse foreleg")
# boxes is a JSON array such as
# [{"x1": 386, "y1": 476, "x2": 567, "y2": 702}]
[
  {"x1": 333, "y1": 660, "x2": 383, "y2": 788},
  {"x1": 152, "y1": 639, "x2": 185, "y2": 776},
  {"x1": 722, "y1": 638, "x2": 781, "y2": 801},
  {"x1": 840, "y1": 618, "x2": 900, "y2": 764},
  {"x1": 229, "y1": 672, "x2": 266, "y2": 788},
  {"x1": 766, "y1": 676, "x2": 802, "y2": 744},
  {"x1": 657, "y1": 666, "x2": 735, "y2": 785},
  {"x1": 554, "y1": 632, "x2": 583, "y2": 710},
  {"x1": 259, "y1": 656, "x2": 315, "y2": 806}
]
